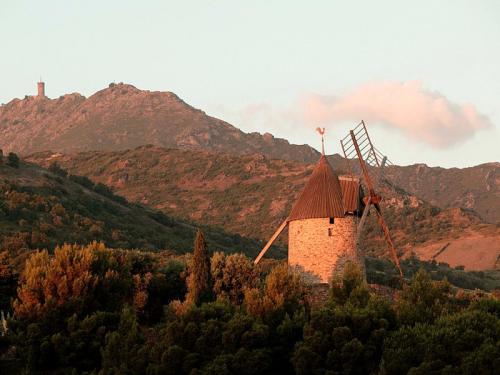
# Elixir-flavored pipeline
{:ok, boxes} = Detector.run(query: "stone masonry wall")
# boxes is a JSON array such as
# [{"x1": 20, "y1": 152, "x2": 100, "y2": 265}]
[{"x1": 288, "y1": 216, "x2": 360, "y2": 283}]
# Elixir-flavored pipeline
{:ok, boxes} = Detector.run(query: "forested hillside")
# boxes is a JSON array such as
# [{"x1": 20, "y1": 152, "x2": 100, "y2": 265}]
[{"x1": 0, "y1": 155, "x2": 275, "y2": 273}]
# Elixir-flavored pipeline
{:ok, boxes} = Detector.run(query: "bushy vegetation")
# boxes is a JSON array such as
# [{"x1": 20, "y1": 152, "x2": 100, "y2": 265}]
[
  {"x1": 366, "y1": 256, "x2": 500, "y2": 291},
  {"x1": 0, "y1": 238, "x2": 498, "y2": 374}
]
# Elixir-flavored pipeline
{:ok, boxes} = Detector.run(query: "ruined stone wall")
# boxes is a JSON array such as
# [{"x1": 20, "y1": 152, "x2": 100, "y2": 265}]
[{"x1": 288, "y1": 216, "x2": 360, "y2": 283}]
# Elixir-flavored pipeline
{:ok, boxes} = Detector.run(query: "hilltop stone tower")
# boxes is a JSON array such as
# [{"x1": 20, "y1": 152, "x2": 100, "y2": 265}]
[
  {"x1": 37, "y1": 80, "x2": 45, "y2": 98},
  {"x1": 254, "y1": 140, "x2": 364, "y2": 284}
]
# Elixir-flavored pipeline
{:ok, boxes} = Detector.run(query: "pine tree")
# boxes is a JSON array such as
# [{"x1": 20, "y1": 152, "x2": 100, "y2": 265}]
[{"x1": 186, "y1": 229, "x2": 212, "y2": 305}]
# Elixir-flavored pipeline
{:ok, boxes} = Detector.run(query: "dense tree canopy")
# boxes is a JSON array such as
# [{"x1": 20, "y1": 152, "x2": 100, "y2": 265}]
[{"x1": 0, "y1": 245, "x2": 498, "y2": 374}]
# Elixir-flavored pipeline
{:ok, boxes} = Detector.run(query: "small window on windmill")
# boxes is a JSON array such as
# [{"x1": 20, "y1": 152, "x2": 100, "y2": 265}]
[
  {"x1": 328, "y1": 228, "x2": 334, "y2": 236},
  {"x1": 329, "y1": 217, "x2": 334, "y2": 224}
]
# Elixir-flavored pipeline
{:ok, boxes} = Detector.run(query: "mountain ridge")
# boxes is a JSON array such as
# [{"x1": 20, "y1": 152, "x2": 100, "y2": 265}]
[
  {"x1": 0, "y1": 82, "x2": 319, "y2": 162},
  {"x1": 381, "y1": 160, "x2": 499, "y2": 224}
]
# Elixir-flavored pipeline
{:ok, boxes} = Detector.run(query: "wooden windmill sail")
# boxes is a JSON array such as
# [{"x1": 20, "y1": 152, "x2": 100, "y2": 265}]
[{"x1": 340, "y1": 120, "x2": 404, "y2": 282}]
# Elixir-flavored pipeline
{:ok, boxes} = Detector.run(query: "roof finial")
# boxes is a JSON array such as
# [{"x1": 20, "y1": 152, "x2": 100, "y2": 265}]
[{"x1": 316, "y1": 127, "x2": 325, "y2": 155}]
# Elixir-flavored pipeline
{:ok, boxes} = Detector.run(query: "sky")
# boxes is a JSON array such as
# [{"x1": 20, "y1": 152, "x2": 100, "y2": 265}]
[{"x1": 1, "y1": 0, "x2": 499, "y2": 167}]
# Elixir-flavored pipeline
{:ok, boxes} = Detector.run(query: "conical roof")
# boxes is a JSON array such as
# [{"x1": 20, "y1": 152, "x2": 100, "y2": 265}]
[
  {"x1": 288, "y1": 155, "x2": 345, "y2": 221},
  {"x1": 339, "y1": 176, "x2": 362, "y2": 213}
]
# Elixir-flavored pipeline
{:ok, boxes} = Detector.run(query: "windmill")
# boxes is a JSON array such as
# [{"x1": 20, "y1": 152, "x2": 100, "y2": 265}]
[
  {"x1": 254, "y1": 129, "x2": 363, "y2": 284},
  {"x1": 340, "y1": 120, "x2": 404, "y2": 282}
]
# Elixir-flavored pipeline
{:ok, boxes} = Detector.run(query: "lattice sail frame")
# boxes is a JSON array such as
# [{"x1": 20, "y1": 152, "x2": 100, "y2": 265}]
[
  {"x1": 340, "y1": 121, "x2": 394, "y2": 187},
  {"x1": 340, "y1": 121, "x2": 394, "y2": 172},
  {"x1": 340, "y1": 120, "x2": 404, "y2": 282}
]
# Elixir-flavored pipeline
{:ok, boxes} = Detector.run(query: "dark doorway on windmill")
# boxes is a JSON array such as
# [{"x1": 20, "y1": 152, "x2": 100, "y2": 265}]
[{"x1": 329, "y1": 217, "x2": 334, "y2": 224}]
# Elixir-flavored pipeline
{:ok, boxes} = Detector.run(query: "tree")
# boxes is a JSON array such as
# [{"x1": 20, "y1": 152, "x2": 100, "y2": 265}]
[
  {"x1": 69, "y1": 174, "x2": 95, "y2": 189},
  {"x1": 11, "y1": 242, "x2": 141, "y2": 320},
  {"x1": 382, "y1": 304, "x2": 500, "y2": 374},
  {"x1": 185, "y1": 230, "x2": 212, "y2": 305},
  {"x1": 211, "y1": 252, "x2": 258, "y2": 305},
  {"x1": 7, "y1": 152, "x2": 19, "y2": 168},
  {"x1": 395, "y1": 268, "x2": 453, "y2": 325},
  {"x1": 0, "y1": 251, "x2": 16, "y2": 309},
  {"x1": 13, "y1": 243, "x2": 98, "y2": 320},
  {"x1": 244, "y1": 263, "x2": 307, "y2": 321},
  {"x1": 330, "y1": 261, "x2": 370, "y2": 307},
  {"x1": 100, "y1": 306, "x2": 145, "y2": 375},
  {"x1": 48, "y1": 161, "x2": 68, "y2": 177},
  {"x1": 9, "y1": 244, "x2": 162, "y2": 373},
  {"x1": 292, "y1": 263, "x2": 395, "y2": 375}
]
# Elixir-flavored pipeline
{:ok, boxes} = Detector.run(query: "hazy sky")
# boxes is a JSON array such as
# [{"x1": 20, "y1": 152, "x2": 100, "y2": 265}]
[{"x1": 1, "y1": 0, "x2": 499, "y2": 167}]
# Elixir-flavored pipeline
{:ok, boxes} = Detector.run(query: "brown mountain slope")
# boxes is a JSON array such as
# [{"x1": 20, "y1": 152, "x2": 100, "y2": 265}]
[
  {"x1": 0, "y1": 83, "x2": 318, "y2": 162},
  {"x1": 28, "y1": 146, "x2": 309, "y2": 240},
  {"x1": 28, "y1": 146, "x2": 500, "y2": 270},
  {"x1": 381, "y1": 162, "x2": 500, "y2": 224},
  {"x1": 328, "y1": 155, "x2": 500, "y2": 224}
]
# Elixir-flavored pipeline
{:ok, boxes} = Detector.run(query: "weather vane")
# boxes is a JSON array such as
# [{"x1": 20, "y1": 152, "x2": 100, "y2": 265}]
[{"x1": 316, "y1": 127, "x2": 325, "y2": 155}]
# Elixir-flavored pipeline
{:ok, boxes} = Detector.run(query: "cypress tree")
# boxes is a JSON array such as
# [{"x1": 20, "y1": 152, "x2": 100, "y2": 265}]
[{"x1": 186, "y1": 229, "x2": 212, "y2": 305}]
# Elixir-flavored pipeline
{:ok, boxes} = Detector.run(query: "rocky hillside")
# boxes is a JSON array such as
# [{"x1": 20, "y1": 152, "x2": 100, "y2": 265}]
[
  {"x1": 28, "y1": 146, "x2": 499, "y2": 270},
  {"x1": 0, "y1": 83, "x2": 318, "y2": 162},
  {"x1": 0, "y1": 156, "x2": 273, "y2": 271},
  {"x1": 327, "y1": 155, "x2": 499, "y2": 224},
  {"x1": 29, "y1": 146, "x2": 307, "y2": 240},
  {"x1": 382, "y1": 162, "x2": 500, "y2": 224}
]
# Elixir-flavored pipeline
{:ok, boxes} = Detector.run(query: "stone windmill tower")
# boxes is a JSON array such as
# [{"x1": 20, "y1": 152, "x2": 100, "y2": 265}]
[{"x1": 254, "y1": 129, "x2": 363, "y2": 283}]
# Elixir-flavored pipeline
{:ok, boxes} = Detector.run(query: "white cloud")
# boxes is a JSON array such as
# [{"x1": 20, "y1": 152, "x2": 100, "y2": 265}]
[{"x1": 230, "y1": 81, "x2": 493, "y2": 148}]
